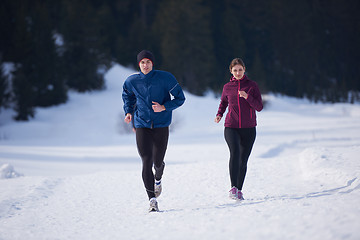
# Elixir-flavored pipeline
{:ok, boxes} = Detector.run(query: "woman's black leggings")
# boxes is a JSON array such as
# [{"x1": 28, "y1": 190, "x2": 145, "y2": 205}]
[
  {"x1": 224, "y1": 127, "x2": 256, "y2": 190},
  {"x1": 136, "y1": 127, "x2": 169, "y2": 199}
]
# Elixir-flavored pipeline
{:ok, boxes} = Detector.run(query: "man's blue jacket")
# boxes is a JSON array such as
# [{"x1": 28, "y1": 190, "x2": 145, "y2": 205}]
[{"x1": 122, "y1": 70, "x2": 185, "y2": 129}]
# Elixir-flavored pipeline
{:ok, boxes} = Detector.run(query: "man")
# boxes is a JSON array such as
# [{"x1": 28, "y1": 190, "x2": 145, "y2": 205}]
[{"x1": 122, "y1": 50, "x2": 185, "y2": 212}]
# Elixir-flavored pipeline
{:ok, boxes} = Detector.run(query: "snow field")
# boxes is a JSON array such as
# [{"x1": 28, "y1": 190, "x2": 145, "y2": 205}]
[{"x1": 1, "y1": 64, "x2": 360, "y2": 239}]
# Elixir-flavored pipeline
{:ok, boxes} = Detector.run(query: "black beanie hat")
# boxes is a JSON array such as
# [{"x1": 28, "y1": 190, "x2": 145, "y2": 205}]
[{"x1": 137, "y1": 50, "x2": 155, "y2": 65}]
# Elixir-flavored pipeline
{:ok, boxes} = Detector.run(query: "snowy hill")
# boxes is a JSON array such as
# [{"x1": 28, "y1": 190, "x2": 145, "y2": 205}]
[{"x1": 1, "y1": 64, "x2": 360, "y2": 240}]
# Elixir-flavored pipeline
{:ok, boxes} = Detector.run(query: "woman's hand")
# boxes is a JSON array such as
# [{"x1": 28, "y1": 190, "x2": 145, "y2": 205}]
[
  {"x1": 124, "y1": 113, "x2": 132, "y2": 123},
  {"x1": 239, "y1": 90, "x2": 248, "y2": 99},
  {"x1": 152, "y1": 101, "x2": 166, "y2": 112},
  {"x1": 214, "y1": 115, "x2": 222, "y2": 123}
]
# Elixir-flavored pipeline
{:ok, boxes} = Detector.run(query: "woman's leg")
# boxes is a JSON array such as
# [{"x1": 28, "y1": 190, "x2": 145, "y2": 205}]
[
  {"x1": 237, "y1": 127, "x2": 256, "y2": 190},
  {"x1": 224, "y1": 127, "x2": 241, "y2": 188}
]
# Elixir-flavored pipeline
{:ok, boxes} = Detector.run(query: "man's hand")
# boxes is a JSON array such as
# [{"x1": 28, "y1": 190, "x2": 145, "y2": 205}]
[
  {"x1": 124, "y1": 113, "x2": 132, "y2": 123},
  {"x1": 152, "y1": 101, "x2": 166, "y2": 112}
]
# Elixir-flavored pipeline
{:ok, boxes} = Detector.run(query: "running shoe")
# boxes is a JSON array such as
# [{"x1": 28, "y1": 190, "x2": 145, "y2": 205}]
[
  {"x1": 237, "y1": 190, "x2": 244, "y2": 200},
  {"x1": 229, "y1": 186, "x2": 238, "y2": 199},
  {"x1": 149, "y1": 197, "x2": 159, "y2": 212}
]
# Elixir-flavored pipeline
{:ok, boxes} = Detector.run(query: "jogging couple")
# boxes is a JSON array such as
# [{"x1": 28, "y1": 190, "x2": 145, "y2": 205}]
[{"x1": 122, "y1": 50, "x2": 263, "y2": 212}]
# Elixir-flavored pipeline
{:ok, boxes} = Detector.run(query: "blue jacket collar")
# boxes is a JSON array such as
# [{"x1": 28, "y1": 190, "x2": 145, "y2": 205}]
[{"x1": 140, "y1": 69, "x2": 155, "y2": 79}]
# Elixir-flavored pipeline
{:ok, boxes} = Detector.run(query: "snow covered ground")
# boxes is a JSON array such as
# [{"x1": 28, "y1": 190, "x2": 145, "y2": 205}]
[{"x1": 1, "y1": 64, "x2": 360, "y2": 240}]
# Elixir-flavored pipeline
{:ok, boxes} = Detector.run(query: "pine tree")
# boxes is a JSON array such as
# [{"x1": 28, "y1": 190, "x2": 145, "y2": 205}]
[
  {"x1": 153, "y1": 0, "x2": 216, "y2": 95},
  {"x1": 205, "y1": 0, "x2": 248, "y2": 93},
  {"x1": 29, "y1": 1, "x2": 67, "y2": 107},
  {"x1": 60, "y1": 0, "x2": 107, "y2": 92},
  {"x1": 0, "y1": 0, "x2": 14, "y2": 62},
  {"x1": 9, "y1": 0, "x2": 35, "y2": 120},
  {"x1": 250, "y1": 50, "x2": 267, "y2": 94},
  {"x1": 0, "y1": 61, "x2": 9, "y2": 109},
  {"x1": 12, "y1": 63, "x2": 35, "y2": 121}
]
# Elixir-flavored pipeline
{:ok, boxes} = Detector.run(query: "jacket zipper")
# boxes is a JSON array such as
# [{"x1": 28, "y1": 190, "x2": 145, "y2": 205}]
[{"x1": 238, "y1": 80, "x2": 241, "y2": 128}]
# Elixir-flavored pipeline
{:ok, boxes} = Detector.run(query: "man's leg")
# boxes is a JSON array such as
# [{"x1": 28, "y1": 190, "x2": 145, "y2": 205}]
[
  {"x1": 136, "y1": 128, "x2": 155, "y2": 199},
  {"x1": 152, "y1": 127, "x2": 169, "y2": 181}
]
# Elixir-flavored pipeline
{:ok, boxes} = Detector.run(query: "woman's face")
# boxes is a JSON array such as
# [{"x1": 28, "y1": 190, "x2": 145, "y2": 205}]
[
  {"x1": 231, "y1": 64, "x2": 245, "y2": 80},
  {"x1": 139, "y1": 58, "x2": 153, "y2": 75}
]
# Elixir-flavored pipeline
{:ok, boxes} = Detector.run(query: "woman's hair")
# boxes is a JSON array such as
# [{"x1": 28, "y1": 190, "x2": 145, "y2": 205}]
[{"x1": 229, "y1": 58, "x2": 245, "y2": 71}]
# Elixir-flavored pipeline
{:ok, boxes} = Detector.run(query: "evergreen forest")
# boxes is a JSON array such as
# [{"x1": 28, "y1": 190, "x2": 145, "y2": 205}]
[{"x1": 1, "y1": 0, "x2": 359, "y2": 120}]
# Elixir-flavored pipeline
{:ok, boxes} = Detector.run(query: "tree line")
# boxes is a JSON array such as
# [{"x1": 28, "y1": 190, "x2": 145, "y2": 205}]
[{"x1": 1, "y1": 0, "x2": 359, "y2": 120}]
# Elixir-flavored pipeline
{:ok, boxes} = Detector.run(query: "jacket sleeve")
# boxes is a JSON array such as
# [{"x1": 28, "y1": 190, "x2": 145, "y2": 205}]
[
  {"x1": 216, "y1": 86, "x2": 228, "y2": 117},
  {"x1": 122, "y1": 80, "x2": 136, "y2": 115},
  {"x1": 246, "y1": 82, "x2": 263, "y2": 112},
  {"x1": 163, "y1": 75, "x2": 186, "y2": 111}
]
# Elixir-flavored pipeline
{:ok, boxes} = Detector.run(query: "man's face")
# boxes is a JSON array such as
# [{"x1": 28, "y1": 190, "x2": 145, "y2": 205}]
[{"x1": 139, "y1": 58, "x2": 153, "y2": 75}]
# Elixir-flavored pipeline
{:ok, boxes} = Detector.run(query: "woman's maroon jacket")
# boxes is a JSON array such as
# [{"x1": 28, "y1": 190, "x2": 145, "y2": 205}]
[{"x1": 217, "y1": 75, "x2": 263, "y2": 128}]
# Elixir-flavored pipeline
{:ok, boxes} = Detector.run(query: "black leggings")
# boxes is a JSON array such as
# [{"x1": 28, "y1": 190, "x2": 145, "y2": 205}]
[
  {"x1": 136, "y1": 127, "x2": 169, "y2": 199},
  {"x1": 224, "y1": 127, "x2": 256, "y2": 190}
]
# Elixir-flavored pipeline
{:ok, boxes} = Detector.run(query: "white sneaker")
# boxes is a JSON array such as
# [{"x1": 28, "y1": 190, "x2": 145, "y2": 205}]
[
  {"x1": 155, "y1": 179, "x2": 162, "y2": 198},
  {"x1": 149, "y1": 197, "x2": 159, "y2": 212}
]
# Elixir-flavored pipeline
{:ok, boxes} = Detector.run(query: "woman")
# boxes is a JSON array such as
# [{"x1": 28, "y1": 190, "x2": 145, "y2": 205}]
[
  {"x1": 215, "y1": 58, "x2": 263, "y2": 200},
  {"x1": 122, "y1": 50, "x2": 185, "y2": 211}
]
